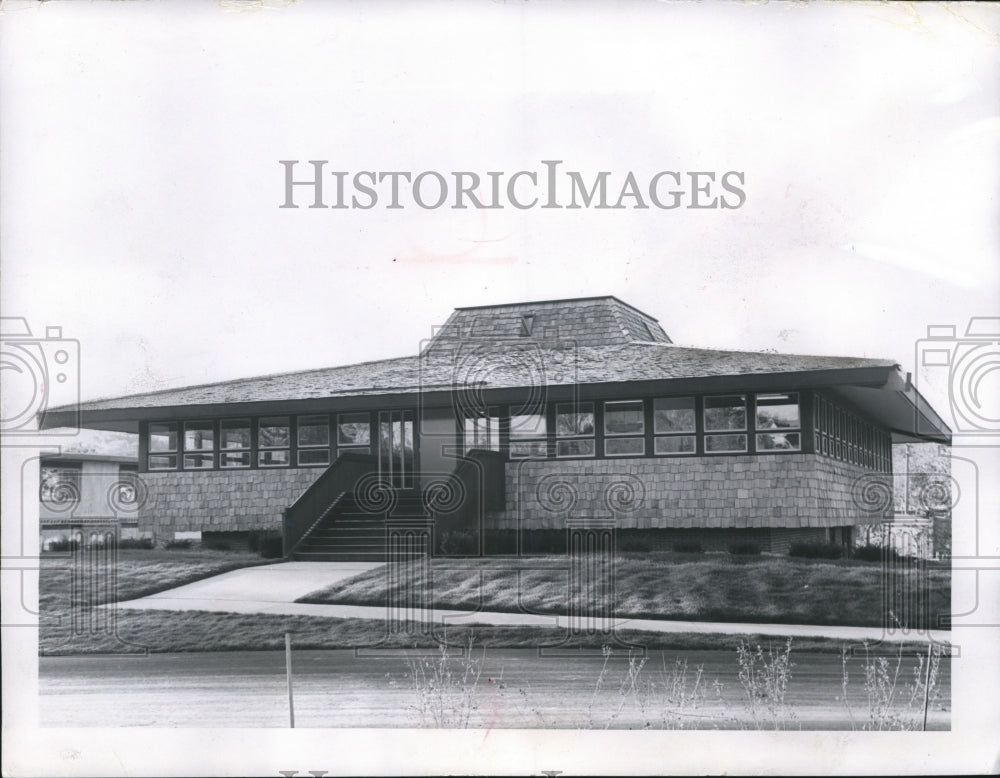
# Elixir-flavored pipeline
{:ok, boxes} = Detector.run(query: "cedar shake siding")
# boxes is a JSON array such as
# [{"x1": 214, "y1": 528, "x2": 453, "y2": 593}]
[
  {"x1": 139, "y1": 467, "x2": 321, "y2": 536},
  {"x1": 488, "y1": 454, "x2": 884, "y2": 531}
]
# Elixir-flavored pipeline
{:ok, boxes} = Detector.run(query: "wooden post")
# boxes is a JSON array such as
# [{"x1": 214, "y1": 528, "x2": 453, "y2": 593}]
[
  {"x1": 921, "y1": 641, "x2": 933, "y2": 731},
  {"x1": 285, "y1": 632, "x2": 295, "y2": 728}
]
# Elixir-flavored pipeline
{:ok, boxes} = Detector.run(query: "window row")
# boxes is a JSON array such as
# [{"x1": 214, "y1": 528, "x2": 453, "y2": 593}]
[
  {"x1": 146, "y1": 414, "x2": 372, "y2": 470},
  {"x1": 812, "y1": 395, "x2": 891, "y2": 472},
  {"x1": 463, "y1": 393, "x2": 803, "y2": 458}
]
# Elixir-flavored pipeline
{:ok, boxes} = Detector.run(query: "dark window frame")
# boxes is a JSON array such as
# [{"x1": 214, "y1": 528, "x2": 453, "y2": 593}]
[
  {"x1": 754, "y1": 392, "x2": 802, "y2": 453},
  {"x1": 336, "y1": 411, "x2": 373, "y2": 456},
  {"x1": 811, "y1": 391, "x2": 890, "y2": 473},
  {"x1": 296, "y1": 414, "x2": 331, "y2": 467},
  {"x1": 462, "y1": 407, "x2": 502, "y2": 454},
  {"x1": 602, "y1": 399, "x2": 646, "y2": 457},
  {"x1": 703, "y1": 393, "x2": 748, "y2": 454},
  {"x1": 258, "y1": 416, "x2": 292, "y2": 468},
  {"x1": 220, "y1": 418, "x2": 252, "y2": 469},
  {"x1": 652, "y1": 396, "x2": 697, "y2": 457},
  {"x1": 183, "y1": 420, "x2": 217, "y2": 470},
  {"x1": 555, "y1": 401, "x2": 595, "y2": 459},
  {"x1": 508, "y1": 410, "x2": 549, "y2": 459},
  {"x1": 147, "y1": 421, "x2": 179, "y2": 470}
]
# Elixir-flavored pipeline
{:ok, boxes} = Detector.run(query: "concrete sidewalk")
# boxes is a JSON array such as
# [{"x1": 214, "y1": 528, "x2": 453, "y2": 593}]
[
  {"x1": 131, "y1": 561, "x2": 382, "y2": 605},
  {"x1": 113, "y1": 561, "x2": 951, "y2": 644}
]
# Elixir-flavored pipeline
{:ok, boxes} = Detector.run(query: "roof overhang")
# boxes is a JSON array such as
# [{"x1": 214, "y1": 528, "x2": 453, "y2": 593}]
[
  {"x1": 40, "y1": 452, "x2": 137, "y2": 464},
  {"x1": 829, "y1": 369, "x2": 951, "y2": 445},
  {"x1": 39, "y1": 364, "x2": 950, "y2": 445}
]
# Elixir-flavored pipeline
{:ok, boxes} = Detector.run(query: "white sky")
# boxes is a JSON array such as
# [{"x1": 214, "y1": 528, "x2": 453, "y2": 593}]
[{"x1": 2, "y1": 0, "x2": 998, "y2": 421}]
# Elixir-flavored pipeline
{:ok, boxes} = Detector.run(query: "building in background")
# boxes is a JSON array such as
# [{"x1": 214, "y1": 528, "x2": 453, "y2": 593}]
[{"x1": 39, "y1": 453, "x2": 140, "y2": 549}]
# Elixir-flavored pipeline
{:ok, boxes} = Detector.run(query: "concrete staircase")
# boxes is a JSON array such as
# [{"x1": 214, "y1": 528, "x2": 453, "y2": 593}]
[{"x1": 289, "y1": 491, "x2": 427, "y2": 562}]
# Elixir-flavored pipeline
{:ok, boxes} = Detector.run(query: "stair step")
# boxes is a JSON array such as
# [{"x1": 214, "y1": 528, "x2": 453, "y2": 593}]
[
  {"x1": 290, "y1": 551, "x2": 426, "y2": 562},
  {"x1": 300, "y1": 536, "x2": 389, "y2": 544},
  {"x1": 289, "y1": 485, "x2": 432, "y2": 561}
]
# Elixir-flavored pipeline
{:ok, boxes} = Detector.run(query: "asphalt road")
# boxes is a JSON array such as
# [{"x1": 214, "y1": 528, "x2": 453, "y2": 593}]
[{"x1": 39, "y1": 648, "x2": 951, "y2": 730}]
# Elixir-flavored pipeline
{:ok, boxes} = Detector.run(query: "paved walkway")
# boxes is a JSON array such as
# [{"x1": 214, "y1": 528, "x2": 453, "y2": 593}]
[
  {"x1": 126, "y1": 561, "x2": 383, "y2": 610},
  {"x1": 113, "y1": 561, "x2": 951, "y2": 643}
]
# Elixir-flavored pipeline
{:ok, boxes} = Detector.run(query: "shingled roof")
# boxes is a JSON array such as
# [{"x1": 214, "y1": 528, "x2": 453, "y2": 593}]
[
  {"x1": 55, "y1": 340, "x2": 897, "y2": 413},
  {"x1": 39, "y1": 295, "x2": 950, "y2": 443},
  {"x1": 425, "y1": 296, "x2": 672, "y2": 348}
]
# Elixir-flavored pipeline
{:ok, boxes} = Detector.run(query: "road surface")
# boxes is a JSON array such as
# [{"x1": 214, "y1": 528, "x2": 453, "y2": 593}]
[{"x1": 39, "y1": 647, "x2": 950, "y2": 730}]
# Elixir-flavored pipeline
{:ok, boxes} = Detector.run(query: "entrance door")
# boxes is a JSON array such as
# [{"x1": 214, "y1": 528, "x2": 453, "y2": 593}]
[{"x1": 378, "y1": 409, "x2": 415, "y2": 488}]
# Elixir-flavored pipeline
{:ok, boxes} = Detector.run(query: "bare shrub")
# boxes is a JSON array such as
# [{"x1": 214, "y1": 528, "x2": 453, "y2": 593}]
[
  {"x1": 406, "y1": 635, "x2": 485, "y2": 728},
  {"x1": 588, "y1": 647, "x2": 718, "y2": 730},
  {"x1": 841, "y1": 641, "x2": 944, "y2": 730},
  {"x1": 735, "y1": 638, "x2": 795, "y2": 729},
  {"x1": 586, "y1": 646, "x2": 653, "y2": 729},
  {"x1": 651, "y1": 657, "x2": 714, "y2": 729}
]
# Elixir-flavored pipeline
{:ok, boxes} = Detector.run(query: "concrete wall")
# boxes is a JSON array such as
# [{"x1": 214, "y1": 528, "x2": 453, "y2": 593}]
[{"x1": 485, "y1": 453, "x2": 887, "y2": 531}]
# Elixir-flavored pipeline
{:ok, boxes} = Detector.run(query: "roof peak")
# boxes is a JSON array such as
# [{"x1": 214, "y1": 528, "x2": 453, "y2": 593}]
[
  {"x1": 454, "y1": 295, "x2": 660, "y2": 322},
  {"x1": 431, "y1": 295, "x2": 672, "y2": 349}
]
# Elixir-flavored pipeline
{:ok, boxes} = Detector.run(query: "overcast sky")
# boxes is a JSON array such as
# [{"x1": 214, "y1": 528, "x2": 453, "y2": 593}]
[
  {"x1": 2, "y1": 0, "x2": 998, "y2": 420},
  {"x1": 2, "y1": 4, "x2": 999, "y2": 771}
]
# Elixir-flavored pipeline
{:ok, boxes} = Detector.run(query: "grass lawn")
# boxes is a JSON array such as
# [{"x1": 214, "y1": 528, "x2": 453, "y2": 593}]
[
  {"x1": 39, "y1": 548, "x2": 275, "y2": 653},
  {"x1": 40, "y1": 606, "x2": 943, "y2": 656},
  {"x1": 297, "y1": 552, "x2": 951, "y2": 630},
  {"x1": 37, "y1": 547, "x2": 949, "y2": 655},
  {"x1": 39, "y1": 548, "x2": 274, "y2": 612}
]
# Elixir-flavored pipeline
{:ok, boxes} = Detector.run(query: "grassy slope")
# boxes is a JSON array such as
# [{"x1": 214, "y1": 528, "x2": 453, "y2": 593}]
[
  {"x1": 43, "y1": 549, "x2": 865, "y2": 655},
  {"x1": 39, "y1": 549, "x2": 275, "y2": 653},
  {"x1": 298, "y1": 552, "x2": 951, "y2": 630},
  {"x1": 39, "y1": 548, "x2": 274, "y2": 612},
  {"x1": 41, "y1": 607, "x2": 939, "y2": 656},
  {"x1": 37, "y1": 549, "x2": 949, "y2": 654}
]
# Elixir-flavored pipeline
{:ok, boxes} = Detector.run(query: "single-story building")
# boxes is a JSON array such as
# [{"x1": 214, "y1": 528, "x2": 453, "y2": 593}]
[
  {"x1": 39, "y1": 453, "x2": 140, "y2": 549},
  {"x1": 40, "y1": 296, "x2": 951, "y2": 559}
]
